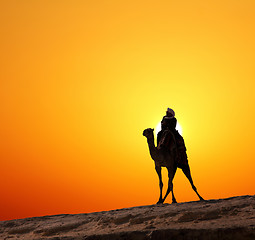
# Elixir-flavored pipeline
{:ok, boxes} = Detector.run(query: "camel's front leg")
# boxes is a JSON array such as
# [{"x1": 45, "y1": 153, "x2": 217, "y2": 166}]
[
  {"x1": 162, "y1": 167, "x2": 176, "y2": 203},
  {"x1": 155, "y1": 166, "x2": 163, "y2": 204}
]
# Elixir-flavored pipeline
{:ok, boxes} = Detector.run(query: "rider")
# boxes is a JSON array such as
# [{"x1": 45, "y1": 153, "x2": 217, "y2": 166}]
[
  {"x1": 157, "y1": 108, "x2": 177, "y2": 147},
  {"x1": 157, "y1": 108, "x2": 188, "y2": 167}
]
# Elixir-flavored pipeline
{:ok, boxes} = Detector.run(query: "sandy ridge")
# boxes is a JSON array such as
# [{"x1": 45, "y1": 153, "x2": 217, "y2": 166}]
[{"x1": 0, "y1": 195, "x2": 254, "y2": 239}]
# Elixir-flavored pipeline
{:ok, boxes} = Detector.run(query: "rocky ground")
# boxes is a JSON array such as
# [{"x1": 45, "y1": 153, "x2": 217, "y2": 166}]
[{"x1": 0, "y1": 195, "x2": 254, "y2": 240}]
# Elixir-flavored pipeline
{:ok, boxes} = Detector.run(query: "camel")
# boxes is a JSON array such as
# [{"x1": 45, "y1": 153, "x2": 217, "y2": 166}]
[{"x1": 143, "y1": 128, "x2": 204, "y2": 204}]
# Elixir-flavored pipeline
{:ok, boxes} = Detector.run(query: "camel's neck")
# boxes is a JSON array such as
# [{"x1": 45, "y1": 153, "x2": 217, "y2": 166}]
[
  {"x1": 146, "y1": 136, "x2": 158, "y2": 161},
  {"x1": 147, "y1": 136, "x2": 155, "y2": 148}
]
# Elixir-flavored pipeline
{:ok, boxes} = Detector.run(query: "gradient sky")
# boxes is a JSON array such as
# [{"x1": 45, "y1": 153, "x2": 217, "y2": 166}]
[{"x1": 1, "y1": 0, "x2": 255, "y2": 221}]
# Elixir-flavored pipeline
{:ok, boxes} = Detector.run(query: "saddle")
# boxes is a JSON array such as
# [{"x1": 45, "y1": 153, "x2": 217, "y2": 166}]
[{"x1": 158, "y1": 129, "x2": 188, "y2": 167}]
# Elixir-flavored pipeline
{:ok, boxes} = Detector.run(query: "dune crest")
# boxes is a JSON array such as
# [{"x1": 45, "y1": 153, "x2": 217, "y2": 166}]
[{"x1": 1, "y1": 195, "x2": 255, "y2": 239}]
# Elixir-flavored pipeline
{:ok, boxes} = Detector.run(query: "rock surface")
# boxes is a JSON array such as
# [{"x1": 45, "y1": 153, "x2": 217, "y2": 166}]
[{"x1": 0, "y1": 195, "x2": 254, "y2": 239}]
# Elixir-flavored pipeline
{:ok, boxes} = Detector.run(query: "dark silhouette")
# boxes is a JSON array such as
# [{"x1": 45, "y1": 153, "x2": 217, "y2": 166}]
[{"x1": 143, "y1": 108, "x2": 204, "y2": 204}]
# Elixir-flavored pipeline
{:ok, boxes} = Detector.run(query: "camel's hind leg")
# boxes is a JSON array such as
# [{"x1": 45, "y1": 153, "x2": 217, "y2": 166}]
[
  {"x1": 155, "y1": 166, "x2": 164, "y2": 204},
  {"x1": 171, "y1": 166, "x2": 178, "y2": 203},
  {"x1": 182, "y1": 164, "x2": 204, "y2": 201},
  {"x1": 171, "y1": 187, "x2": 177, "y2": 203}
]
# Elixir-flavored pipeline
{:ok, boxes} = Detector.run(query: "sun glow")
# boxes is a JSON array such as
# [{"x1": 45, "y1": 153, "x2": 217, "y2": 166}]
[{"x1": 155, "y1": 121, "x2": 183, "y2": 136}]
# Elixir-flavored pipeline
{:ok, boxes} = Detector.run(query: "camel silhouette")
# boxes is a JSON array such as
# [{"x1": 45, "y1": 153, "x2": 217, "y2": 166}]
[{"x1": 143, "y1": 128, "x2": 204, "y2": 204}]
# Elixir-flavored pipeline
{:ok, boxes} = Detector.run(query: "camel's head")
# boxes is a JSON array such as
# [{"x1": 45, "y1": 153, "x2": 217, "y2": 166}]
[{"x1": 143, "y1": 128, "x2": 154, "y2": 139}]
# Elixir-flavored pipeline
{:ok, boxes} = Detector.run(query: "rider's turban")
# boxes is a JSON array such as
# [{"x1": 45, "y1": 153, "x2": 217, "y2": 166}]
[{"x1": 167, "y1": 108, "x2": 175, "y2": 117}]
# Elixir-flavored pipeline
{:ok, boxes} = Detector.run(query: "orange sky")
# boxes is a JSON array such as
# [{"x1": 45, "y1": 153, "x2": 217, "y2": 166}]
[{"x1": 1, "y1": 0, "x2": 255, "y2": 221}]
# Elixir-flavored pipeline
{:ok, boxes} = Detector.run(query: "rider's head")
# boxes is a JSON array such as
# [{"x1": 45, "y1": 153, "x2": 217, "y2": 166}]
[{"x1": 166, "y1": 108, "x2": 175, "y2": 117}]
